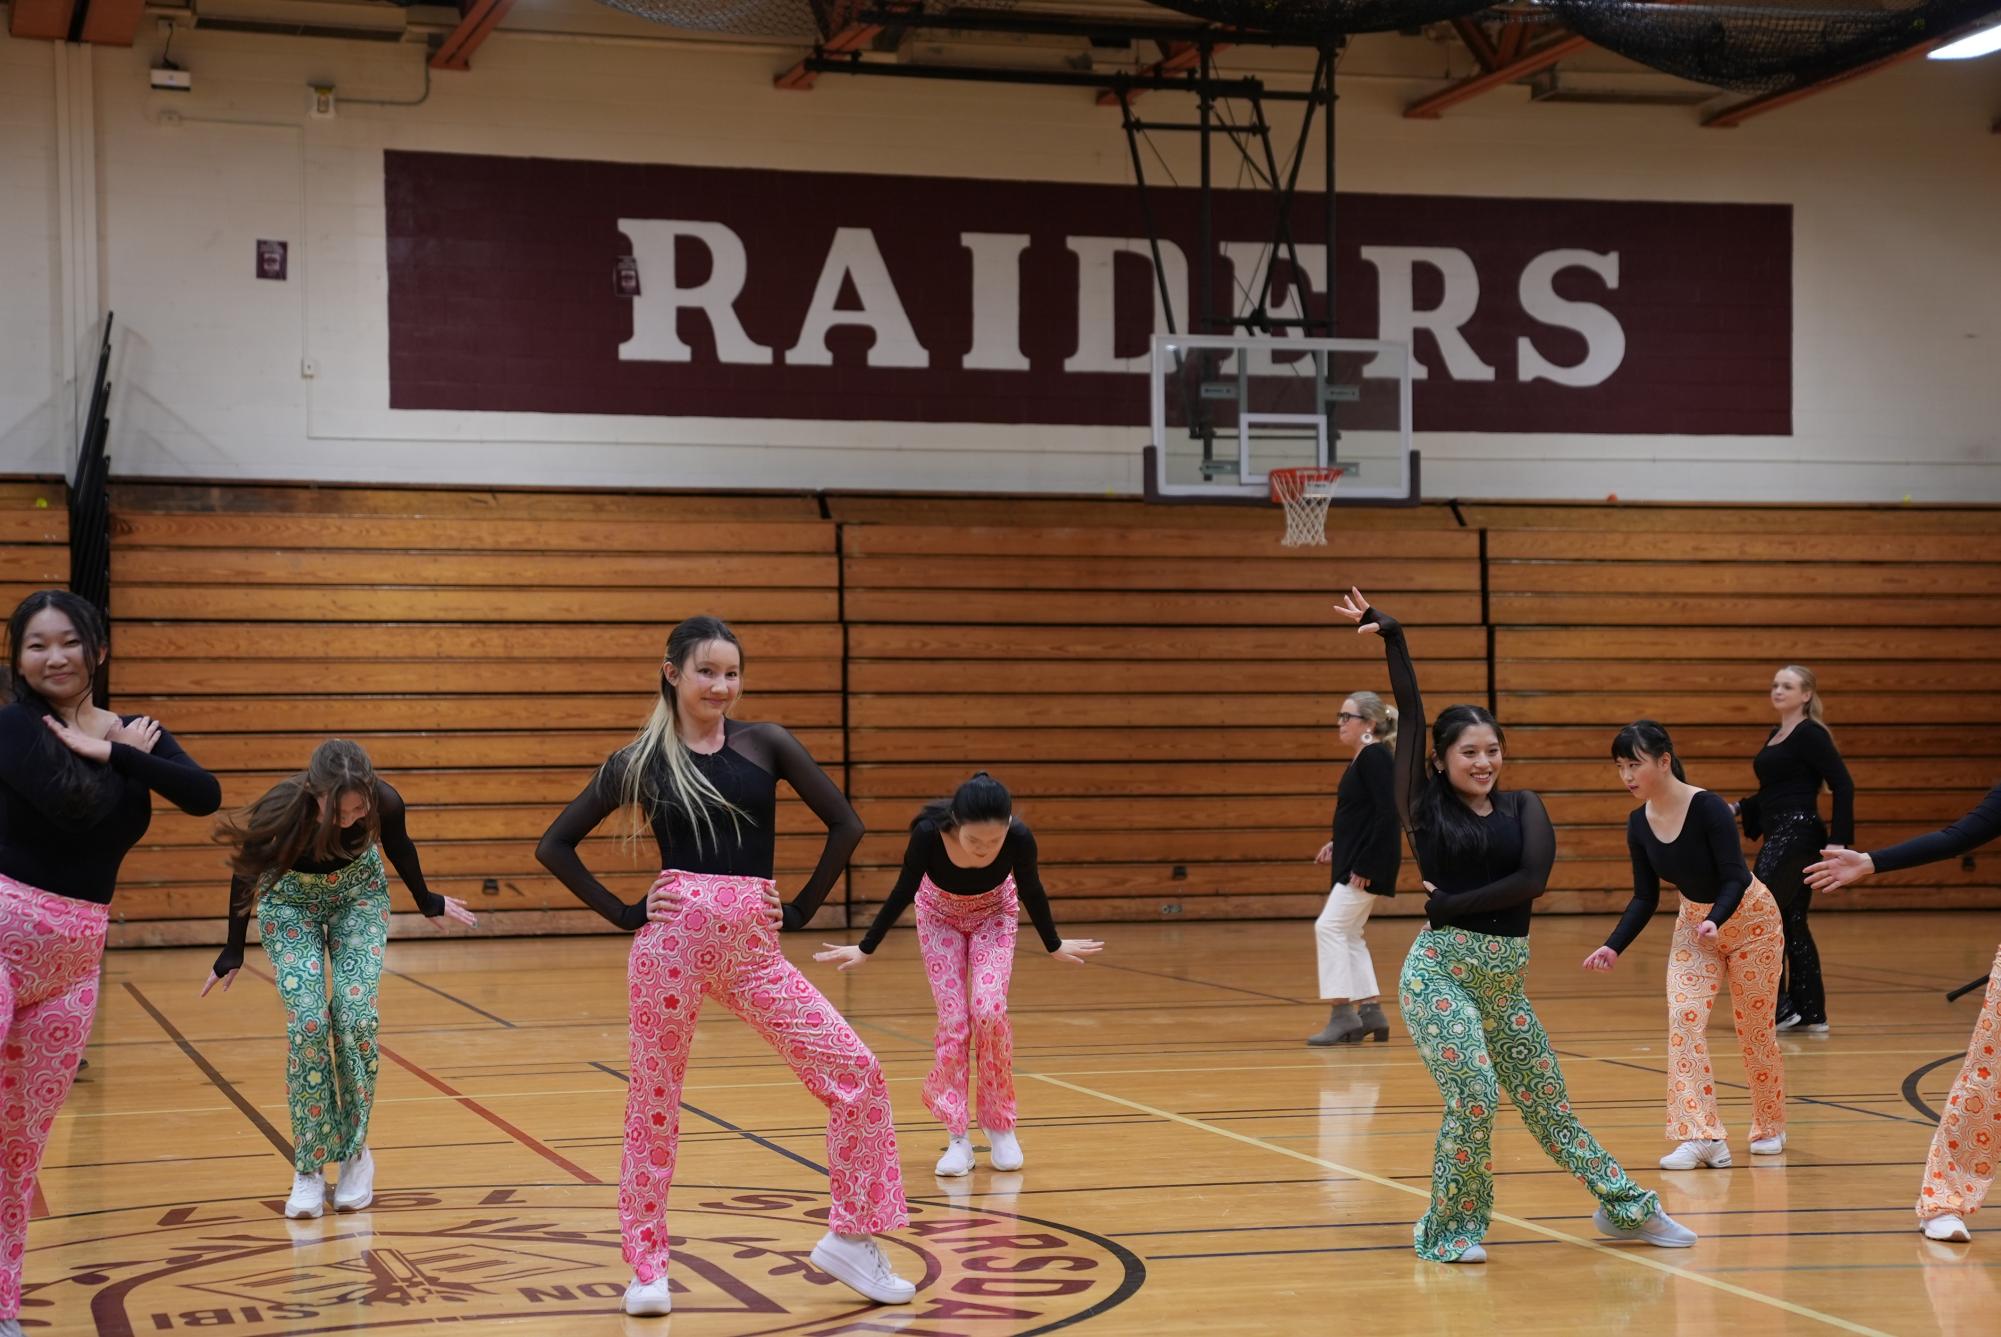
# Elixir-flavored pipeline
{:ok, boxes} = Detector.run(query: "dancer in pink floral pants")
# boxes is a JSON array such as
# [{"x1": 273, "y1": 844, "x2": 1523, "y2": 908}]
[
  {"x1": 539, "y1": 616, "x2": 915, "y2": 1315},
  {"x1": 0, "y1": 589, "x2": 221, "y2": 1324},
  {"x1": 819, "y1": 772, "x2": 1103, "y2": 1178},
  {"x1": 623, "y1": 871, "x2": 905, "y2": 1277}
]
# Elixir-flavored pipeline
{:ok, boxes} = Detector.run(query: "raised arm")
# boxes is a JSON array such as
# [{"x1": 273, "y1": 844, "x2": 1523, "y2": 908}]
[
  {"x1": 374, "y1": 781, "x2": 447, "y2": 917},
  {"x1": 856, "y1": 826, "x2": 932, "y2": 954},
  {"x1": 1334, "y1": 590, "x2": 1426, "y2": 837},
  {"x1": 760, "y1": 726, "x2": 865, "y2": 931},
  {"x1": 535, "y1": 755, "x2": 649, "y2": 931},
  {"x1": 1429, "y1": 790, "x2": 1555, "y2": 917}
]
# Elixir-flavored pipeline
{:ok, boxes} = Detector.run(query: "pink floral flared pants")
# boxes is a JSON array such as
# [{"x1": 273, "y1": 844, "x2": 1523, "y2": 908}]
[
  {"x1": 916, "y1": 877, "x2": 1020, "y2": 1139},
  {"x1": 620, "y1": 872, "x2": 906, "y2": 1282}
]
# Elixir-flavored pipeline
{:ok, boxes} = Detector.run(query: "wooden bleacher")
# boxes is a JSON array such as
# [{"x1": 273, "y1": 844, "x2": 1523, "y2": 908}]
[{"x1": 13, "y1": 479, "x2": 2000, "y2": 945}]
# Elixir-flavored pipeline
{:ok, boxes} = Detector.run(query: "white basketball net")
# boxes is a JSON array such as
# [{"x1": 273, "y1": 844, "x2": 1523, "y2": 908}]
[{"x1": 1270, "y1": 467, "x2": 1344, "y2": 547}]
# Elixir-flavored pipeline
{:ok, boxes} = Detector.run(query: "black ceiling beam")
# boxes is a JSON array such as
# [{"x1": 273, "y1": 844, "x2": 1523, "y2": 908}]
[
  {"x1": 852, "y1": 6, "x2": 1329, "y2": 49},
  {"x1": 801, "y1": 55, "x2": 1328, "y2": 101}
]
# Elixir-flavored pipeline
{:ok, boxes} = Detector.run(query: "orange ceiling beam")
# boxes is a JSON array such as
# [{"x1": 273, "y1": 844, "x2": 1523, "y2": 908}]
[
  {"x1": 776, "y1": 19, "x2": 886, "y2": 90},
  {"x1": 431, "y1": 0, "x2": 517, "y2": 71},
  {"x1": 1704, "y1": 32, "x2": 1979, "y2": 128},
  {"x1": 8, "y1": 0, "x2": 76, "y2": 41},
  {"x1": 79, "y1": 0, "x2": 146, "y2": 46},
  {"x1": 1405, "y1": 33, "x2": 1588, "y2": 119}
]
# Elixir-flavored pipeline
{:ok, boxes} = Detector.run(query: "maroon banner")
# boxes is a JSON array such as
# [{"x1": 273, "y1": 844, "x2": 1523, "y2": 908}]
[{"x1": 384, "y1": 150, "x2": 1791, "y2": 435}]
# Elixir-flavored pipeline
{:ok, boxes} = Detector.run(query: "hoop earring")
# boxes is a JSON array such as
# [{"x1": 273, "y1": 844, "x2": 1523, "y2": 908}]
[{"x1": 1361, "y1": 733, "x2": 1374, "y2": 745}]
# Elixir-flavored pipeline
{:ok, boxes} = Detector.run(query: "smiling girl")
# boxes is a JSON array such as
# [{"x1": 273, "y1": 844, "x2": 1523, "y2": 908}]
[
  {"x1": 536, "y1": 615, "x2": 912, "y2": 1315},
  {"x1": 815, "y1": 772, "x2": 1103, "y2": 1177},
  {"x1": 0, "y1": 590, "x2": 220, "y2": 1330},
  {"x1": 1335, "y1": 588, "x2": 1692, "y2": 1264}
]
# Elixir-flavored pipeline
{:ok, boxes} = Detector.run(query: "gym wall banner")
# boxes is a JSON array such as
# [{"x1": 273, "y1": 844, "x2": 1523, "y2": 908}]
[{"x1": 384, "y1": 150, "x2": 1791, "y2": 436}]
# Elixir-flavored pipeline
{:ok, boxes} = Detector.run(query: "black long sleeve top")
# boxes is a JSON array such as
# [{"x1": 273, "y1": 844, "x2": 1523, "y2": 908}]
[
  {"x1": 1869, "y1": 781, "x2": 2001, "y2": 874},
  {"x1": 537, "y1": 718, "x2": 862, "y2": 932},
  {"x1": 214, "y1": 779, "x2": 444, "y2": 974},
  {"x1": 1369, "y1": 608, "x2": 1551, "y2": 938},
  {"x1": 856, "y1": 818, "x2": 1062, "y2": 955},
  {"x1": 1604, "y1": 790, "x2": 1752, "y2": 954},
  {"x1": 1328, "y1": 742, "x2": 1401, "y2": 895},
  {"x1": 1742, "y1": 720, "x2": 1854, "y2": 845},
  {"x1": 0, "y1": 702, "x2": 221, "y2": 904}
]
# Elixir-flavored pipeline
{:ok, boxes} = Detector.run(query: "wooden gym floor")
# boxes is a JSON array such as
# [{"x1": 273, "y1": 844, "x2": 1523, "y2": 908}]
[{"x1": 31, "y1": 911, "x2": 2001, "y2": 1336}]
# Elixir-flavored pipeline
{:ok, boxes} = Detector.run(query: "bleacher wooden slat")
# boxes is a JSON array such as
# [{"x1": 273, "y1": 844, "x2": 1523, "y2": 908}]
[
  {"x1": 114, "y1": 587, "x2": 840, "y2": 623},
  {"x1": 119, "y1": 659, "x2": 842, "y2": 696},
  {"x1": 1490, "y1": 593, "x2": 2001, "y2": 626},
  {"x1": 846, "y1": 590, "x2": 1481, "y2": 626},
  {"x1": 848, "y1": 624, "x2": 1488, "y2": 660},
  {"x1": 115, "y1": 622, "x2": 842, "y2": 659},
  {"x1": 1491, "y1": 561, "x2": 2001, "y2": 597},
  {"x1": 113, "y1": 550, "x2": 838, "y2": 588},
  {"x1": 845, "y1": 555, "x2": 1478, "y2": 593}
]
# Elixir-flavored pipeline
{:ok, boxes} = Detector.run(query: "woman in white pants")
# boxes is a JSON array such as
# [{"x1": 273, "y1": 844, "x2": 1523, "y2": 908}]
[{"x1": 1309, "y1": 691, "x2": 1401, "y2": 1045}]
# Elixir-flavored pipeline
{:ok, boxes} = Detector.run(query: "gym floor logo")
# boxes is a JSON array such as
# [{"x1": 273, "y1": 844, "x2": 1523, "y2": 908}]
[{"x1": 23, "y1": 1184, "x2": 1143, "y2": 1335}]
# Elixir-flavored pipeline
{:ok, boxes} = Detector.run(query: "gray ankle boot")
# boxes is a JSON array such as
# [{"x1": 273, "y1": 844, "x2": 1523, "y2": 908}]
[
  {"x1": 1306, "y1": 1003, "x2": 1364, "y2": 1047},
  {"x1": 1358, "y1": 1001, "x2": 1390, "y2": 1043}
]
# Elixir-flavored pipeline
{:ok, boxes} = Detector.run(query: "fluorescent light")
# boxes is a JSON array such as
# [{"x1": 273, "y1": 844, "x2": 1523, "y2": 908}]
[{"x1": 1929, "y1": 23, "x2": 2001, "y2": 60}]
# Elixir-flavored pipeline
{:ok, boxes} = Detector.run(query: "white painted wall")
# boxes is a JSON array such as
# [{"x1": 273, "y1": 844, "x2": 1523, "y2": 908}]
[
  {"x1": 2, "y1": 23, "x2": 1998, "y2": 500},
  {"x1": 0, "y1": 37, "x2": 59, "y2": 474}
]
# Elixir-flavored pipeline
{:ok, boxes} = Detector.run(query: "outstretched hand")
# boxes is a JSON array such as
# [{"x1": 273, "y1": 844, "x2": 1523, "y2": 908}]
[
  {"x1": 200, "y1": 968, "x2": 240, "y2": 997},
  {"x1": 433, "y1": 896, "x2": 478, "y2": 927},
  {"x1": 814, "y1": 943, "x2": 867, "y2": 971},
  {"x1": 1806, "y1": 847, "x2": 1873, "y2": 893},
  {"x1": 1051, "y1": 938, "x2": 1104, "y2": 965},
  {"x1": 1332, "y1": 588, "x2": 1379, "y2": 634}
]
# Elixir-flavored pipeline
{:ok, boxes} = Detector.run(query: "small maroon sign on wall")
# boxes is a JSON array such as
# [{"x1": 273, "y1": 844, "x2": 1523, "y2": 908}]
[{"x1": 384, "y1": 150, "x2": 1791, "y2": 435}]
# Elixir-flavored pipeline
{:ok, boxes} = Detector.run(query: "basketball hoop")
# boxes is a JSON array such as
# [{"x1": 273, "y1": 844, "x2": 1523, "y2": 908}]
[{"x1": 1269, "y1": 466, "x2": 1344, "y2": 547}]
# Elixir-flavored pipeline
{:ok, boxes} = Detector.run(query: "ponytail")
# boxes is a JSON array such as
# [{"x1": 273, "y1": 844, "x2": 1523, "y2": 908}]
[{"x1": 914, "y1": 771, "x2": 1013, "y2": 833}]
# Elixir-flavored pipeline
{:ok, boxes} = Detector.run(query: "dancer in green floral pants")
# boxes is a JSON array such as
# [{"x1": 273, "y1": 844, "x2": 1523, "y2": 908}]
[
  {"x1": 1400, "y1": 926, "x2": 1660, "y2": 1260},
  {"x1": 257, "y1": 846, "x2": 392, "y2": 1172}
]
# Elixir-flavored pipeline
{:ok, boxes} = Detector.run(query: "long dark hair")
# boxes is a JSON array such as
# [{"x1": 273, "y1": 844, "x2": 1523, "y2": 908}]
[
  {"x1": 1611, "y1": 719, "x2": 1688, "y2": 782},
  {"x1": 215, "y1": 739, "x2": 382, "y2": 917},
  {"x1": 914, "y1": 771, "x2": 1013, "y2": 833},
  {"x1": 1412, "y1": 704, "x2": 1506, "y2": 861},
  {"x1": 613, "y1": 615, "x2": 751, "y2": 854},
  {"x1": 6, "y1": 590, "x2": 114, "y2": 824}
]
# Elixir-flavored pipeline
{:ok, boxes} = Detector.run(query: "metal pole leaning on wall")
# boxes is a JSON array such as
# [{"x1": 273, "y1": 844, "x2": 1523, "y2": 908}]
[{"x1": 68, "y1": 312, "x2": 115, "y2": 706}]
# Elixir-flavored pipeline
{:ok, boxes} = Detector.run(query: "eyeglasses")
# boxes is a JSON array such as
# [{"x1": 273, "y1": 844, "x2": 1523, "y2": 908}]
[{"x1": 1337, "y1": 712, "x2": 1366, "y2": 724}]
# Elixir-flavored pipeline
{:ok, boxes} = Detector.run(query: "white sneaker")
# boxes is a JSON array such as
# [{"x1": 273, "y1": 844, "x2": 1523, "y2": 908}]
[
  {"x1": 986, "y1": 1127, "x2": 1024, "y2": 1172},
  {"x1": 1594, "y1": 1206, "x2": 1697, "y2": 1248},
  {"x1": 1776, "y1": 1013, "x2": 1802, "y2": 1031},
  {"x1": 1449, "y1": 1243, "x2": 1487, "y2": 1264},
  {"x1": 284, "y1": 1171, "x2": 326, "y2": 1220},
  {"x1": 1800, "y1": 1022, "x2": 1830, "y2": 1034},
  {"x1": 333, "y1": 1146, "x2": 374, "y2": 1212},
  {"x1": 1923, "y1": 1214, "x2": 1972, "y2": 1242},
  {"x1": 623, "y1": 1275, "x2": 673, "y2": 1315},
  {"x1": 935, "y1": 1136, "x2": 974, "y2": 1177},
  {"x1": 0, "y1": 1318, "x2": 22, "y2": 1337},
  {"x1": 1659, "y1": 1139, "x2": 1732, "y2": 1170},
  {"x1": 1749, "y1": 1132, "x2": 1787, "y2": 1155},
  {"x1": 810, "y1": 1230, "x2": 917, "y2": 1305}
]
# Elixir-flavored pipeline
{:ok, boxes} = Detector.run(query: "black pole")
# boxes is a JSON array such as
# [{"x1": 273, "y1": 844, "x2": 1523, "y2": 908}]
[
  {"x1": 1198, "y1": 43, "x2": 1213, "y2": 334},
  {"x1": 1322, "y1": 45, "x2": 1337, "y2": 338}
]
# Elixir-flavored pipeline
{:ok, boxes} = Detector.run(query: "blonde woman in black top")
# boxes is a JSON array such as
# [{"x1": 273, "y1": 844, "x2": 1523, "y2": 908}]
[
  {"x1": 1735, "y1": 665, "x2": 1852, "y2": 1032},
  {"x1": 1308, "y1": 691, "x2": 1401, "y2": 1045}
]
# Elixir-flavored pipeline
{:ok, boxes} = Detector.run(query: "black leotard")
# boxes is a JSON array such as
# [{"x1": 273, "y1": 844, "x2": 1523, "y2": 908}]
[
  {"x1": 1605, "y1": 790, "x2": 1752, "y2": 953},
  {"x1": 538, "y1": 718, "x2": 862, "y2": 931},
  {"x1": 856, "y1": 819, "x2": 1062, "y2": 954},
  {"x1": 1372, "y1": 609, "x2": 1553, "y2": 938},
  {"x1": 0, "y1": 702, "x2": 221, "y2": 904},
  {"x1": 213, "y1": 779, "x2": 443, "y2": 974}
]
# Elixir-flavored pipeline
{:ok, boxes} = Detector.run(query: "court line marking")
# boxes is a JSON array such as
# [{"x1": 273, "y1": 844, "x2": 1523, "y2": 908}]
[
  {"x1": 378, "y1": 1043, "x2": 603, "y2": 1185},
  {"x1": 1029, "y1": 1072, "x2": 1896, "y2": 1337},
  {"x1": 121, "y1": 982, "x2": 295, "y2": 1160}
]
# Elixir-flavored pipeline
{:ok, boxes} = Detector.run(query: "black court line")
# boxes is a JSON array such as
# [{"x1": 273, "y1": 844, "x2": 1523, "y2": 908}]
[
  {"x1": 1557, "y1": 1046, "x2": 1938, "y2": 1129},
  {"x1": 385, "y1": 967, "x2": 516, "y2": 1028},
  {"x1": 122, "y1": 982, "x2": 294, "y2": 1162},
  {"x1": 588, "y1": 1060, "x2": 830, "y2": 1176},
  {"x1": 1901, "y1": 1053, "x2": 1963, "y2": 1123}
]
